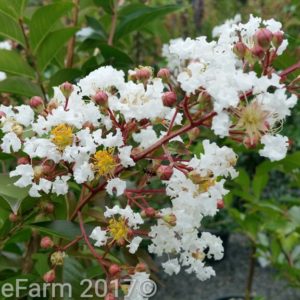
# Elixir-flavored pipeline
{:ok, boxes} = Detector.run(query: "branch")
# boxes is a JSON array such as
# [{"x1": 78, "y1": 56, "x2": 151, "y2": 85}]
[
  {"x1": 108, "y1": 2, "x2": 118, "y2": 46},
  {"x1": 280, "y1": 60, "x2": 300, "y2": 78}
]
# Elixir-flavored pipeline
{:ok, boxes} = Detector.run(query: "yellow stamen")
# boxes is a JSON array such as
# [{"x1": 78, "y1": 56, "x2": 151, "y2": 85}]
[
  {"x1": 51, "y1": 124, "x2": 73, "y2": 150},
  {"x1": 93, "y1": 149, "x2": 116, "y2": 176},
  {"x1": 108, "y1": 217, "x2": 129, "y2": 242}
]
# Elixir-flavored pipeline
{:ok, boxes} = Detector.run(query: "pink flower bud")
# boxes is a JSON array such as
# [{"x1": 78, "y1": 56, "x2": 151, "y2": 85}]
[
  {"x1": 40, "y1": 236, "x2": 54, "y2": 249},
  {"x1": 43, "y1": 203, "x2": 55, "y2": 214},
  {"x1": 60, "y1": 81, "x2": 74, "y2": 98},
  {"x1": 109, "y1": 264, "x2": 121, "y2": 276},
  {"x1": 105, "y1": 293, "x2": 116, "y2": 300},
  {"x1": 136, "y1": 67, "x2": 152, "y2": 81},
  {"x1": 0, "y1": 111, "x2": 6, "y2": 118},
  {"x1": 272, "y1": 31, "x2": 284, "y2": 48},
  {"x1": 254, "y1": 28, "x2": 273, "y2": 50},
  {"x1": 143, "y1": 207, "x2": 156, "y2": 218},
  {"x1": 217, "y1": 199, "x2": 224, "y2": 209},
  {"x1": 29, "y1": 96, "x2": 44, "y2": 109},
  {"x1": 93, "y1": 91, "x2": 108, "y2": 106},
  {"x1": 157, "y1": 165, "x2": 173, "y2": 180},
  {"x1": 251, "y1": 45, "x2": 265, "y2": 60},
  {"x1": 233, "y1": 42, "x2": 248, "y2": 59},
  {"x1": 17, "y1": 157, "x2": 30, "y2": 165},
  {"x1": 157, "y1": 68, "x2": 170, "y2": 80},
  {"x1": 43, "y1": 270, "x2": 56, "y2": 283},
  {"x1": 162, "y1": 91, "x2": 177, "y2": 107}
]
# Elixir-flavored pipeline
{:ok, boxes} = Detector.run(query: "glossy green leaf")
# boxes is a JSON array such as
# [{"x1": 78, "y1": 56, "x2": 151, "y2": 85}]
[
  {"x1": 0, "y1": 49, "x2": 35, "y2": 78},
  {"x1": 99, "y1": 44, "x2": 133, "y2": 68},
  {"x1": 114, "y1": 4, "x2": 182, "y2": 40},
  {"x1": 0, "y1": 0, "x2": 28, "y2": 19},
  {"x1": 93, "y1": 0, "x2": 115, "y2": 14},
  {"x1": 0, "y1": 77, "x2": 43, "y2": 97},
  {"x1": 0, "y1": 12, "x2": 25, "y2": 45},
  {"x1": 49, "y1": 68, "x2": 82, "y2": 87},
  {"x1": 30, "y1": 2, "x2": 73, "y2": 52},
  {"x1": 0, "y1": 174, "x2": 29, "y2": 214},
  {"x1": 37, "y1": 27, "x2": 77, "y2": 71}
]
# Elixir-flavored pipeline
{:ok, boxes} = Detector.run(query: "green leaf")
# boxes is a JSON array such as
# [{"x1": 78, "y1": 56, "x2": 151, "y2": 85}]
[
  {"x1": 37, "y1": 27, "x2": 77, "y2": 71},
  {"x1": 49, "y1": 68, "x2": 82, "y2": 87},
  {"x1": 114, "y1": 4, "x2": 182, "y2": 40},
  {"x1": 99, "y1": 44, "x2": 133, "y2": 68},
  {"x1": 30, "y1": 2, "x2": 73, "y2": 52},
  {"x1": 93, "y1": 0, "x2": 115, "y2": 14},
  {"x1": 0, "y1": 174, "x2": 29, "y2": 213},
  {"x1": 0, "y1": 11, "x2": 25, "y2": 45},
  {"x1": 253, "y1": 165, "x2": 270, "y2": 198},
  {"x1": 0, "y1": 49, "x2": 35, "y2": 78},
  {"x1": 0, "y1": 77, "x2": 43, "y2": 97},
  {"x1": 0, "y1": 0, "x2": 28, "y2": 19},
  {"x1": 30, "y1": 220, "x2": 94, "y2": 240}
]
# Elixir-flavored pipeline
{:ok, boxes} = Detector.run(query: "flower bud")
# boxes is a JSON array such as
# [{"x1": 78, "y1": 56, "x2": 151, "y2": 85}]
[
  {"x1": 29, "y1": 96, "x2": 44, "y2": 109},
  {"x1": 162, "y1": 91, "x2": 177, "y2": 107},
  {"x1": 157, "y1": 68, "x2": 170, "y2": 81},
  {"x1": 17, "y1": 157, "x2": 30, "y2": 165},
  {"x1": 272, "y1": 31, "x2": 284, "y2": 48},
  {"x1": 254, "y1": 28, "x2": 273, "y2": 50},
  {"x1": 50, "y1": 251, "x2": 65, "y2": 266},
  {"x1": 109, "y1": 264, "x2": 121, "y2": 276},
  {"x1": 93, "y1": 91, "x2": 108, "y2": 106},
  {"x1": 44, "y1": 203, "x2": 55, "y2": 214},
  {"x1": 9, "y1": 213, "x2": 19, "y2": 223},
  {"x1": 143, "y1": 207, "x2": 156, "y2": 218},
  {"x1": 135, "y1": 263, "x2": 147, "y2": 273},
  {"x1": 217, "y1": 199, "x2": 224, "y2": 209},
  {"x1": 135, "y1": 67, "x2": 152, "y2": 81},
  {"x1": 157, "y1": 165, "x2": 173, "y2": 180},
  {"x1": 60, "y1": 81, "x2": 74, "y2": 98},
  {"x1": 251, "y1": 45, "x2": 265, "y2": 60},
  {"x1": 162, "y1": 214, "x2": 177, "y2": 226},
  {"x1": 43, "y1": 270, "x2": 55, "y2": 283},
  {"x1": 233, "y1": 42, "x2": 248, "y2": 59},
  {"x1": 105, "y1": 293, "x2": 116, "y2": 300},
  {"x1": 40, "y1": 236, "x2": 54, "y2": 249}
]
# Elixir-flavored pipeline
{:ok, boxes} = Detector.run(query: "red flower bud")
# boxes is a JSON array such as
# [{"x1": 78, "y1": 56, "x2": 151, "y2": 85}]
[
  {"x1": 43, "y1": 270, "x2": 56, "y2": 283},
  {"x1": 272, "y1": 31, "x2": 284, "y2": 48},
  {"x1": 40, "y1": 236, "x2": 54, "y2": 249},
  {"x1": 29, "y1": 96, "x2": 44, "y2": 109},
  {"x1": 162, "y1": 91, "x2": 177, "y2": 107},
  {"x1": 254, "y1": 28, "x2": 273, "y2": 50},
  {"x1": 157, "y1": 68, "x2": 170, "y2": 80},
  {"x1": 157, "y1": 165, "x2": 173, "y2": 180},
  {"x1": 136, "y1": 67, "x2": 152, "y2": 81},
  {"x1": 93, "y1": 91, "x2": 108, "y2": 106},
  {"x1": 109, "y1": 264, "x2": 121, "y2": 276},
  {"x1": 60, "y1": 82, "x2": 74, "y2": 98},
  {"x1": 44, "y1": 203, "x2": 55, "y2": 214},
  {"x1": 233, "y1": 42, "x2": 248, "y2": 59},
  {"x1": 217, "y1": 199, "x2": 224, "y2": 209},
  {"x1": 251, "y1": 45, "x2": 265, "y2": 60},
  {"x1": 143, "y1": 207, "x2": 156, "y2": 218}
]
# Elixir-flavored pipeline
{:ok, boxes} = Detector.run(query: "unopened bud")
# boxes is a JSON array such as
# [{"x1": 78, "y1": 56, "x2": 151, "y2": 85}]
[
  {"x1": 135, "y1": 67, "x2": 152, "y2": 81},
  {"x1": 93, "y1": 91, "x2": 108, "y2": 106},
  {"x1": 254, "y1": 28, "x2": 273, "y2": 50},
  {"x1": 162, "y1": 91, "x2": 177, "y2": 107},
  {"x1": 157, "y1": 68, "x2": 170, "y2": 81},
  {"x1": 272, "y1": 31, "x2": 284, "y2": 48},
  {"x1": 162, "y1": 214, "x2": 177, "y2": 226},
  {"x1": 143, "y1": 207, "x2": 156, "y2": 218},
  {"x1": 251, "y1": 45, "x2": 265, "y2": 60},
  {"x1": 40, "y1": 236, "x2": 54, "y2": 249},
  {"x1": 44, "y1": 202, "x2": 55, "y2": 214},
  {"x1": 17, "y1": 157, "x2": 30, "y2": 165},
  {"x1": 29, "y1": 96, "x2": 44, "y2": 109},
  {"x1": 217, "y1": 199, "x2": 224, "y2": 209},
  {"x1": 60, "y1": 82, "x2": 74, "y2": 98},
  {"x1": 233, "y1": 42, "x2": 248, "y2": 59},
  {"x1": 157, "y1": 165, "x2": 173, "y2": 180},
  {"x1": 109, "y1": 264, "x2": 121, "y2": 276},
  {"x1": 50, "y1": 251, "x2": 65, "y2": 266},
  {"x1": 43, "y1": 270, "x2": 55, "y2": 283}
]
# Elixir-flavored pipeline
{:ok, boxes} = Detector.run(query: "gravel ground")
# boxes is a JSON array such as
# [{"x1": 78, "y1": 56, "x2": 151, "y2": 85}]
[{"x1": 153, "y1": 234, "x2": 300, "y2": 300}]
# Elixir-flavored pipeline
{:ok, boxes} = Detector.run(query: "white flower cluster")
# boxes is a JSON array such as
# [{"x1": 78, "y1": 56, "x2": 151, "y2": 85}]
[{"x1": 149, "y1": 141, "x2": 237, "y2": 280}]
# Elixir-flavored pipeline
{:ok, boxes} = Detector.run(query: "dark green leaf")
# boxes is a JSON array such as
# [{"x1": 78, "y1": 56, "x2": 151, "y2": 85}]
[
  {"x1": 49, "y1": 68, "x2": 82, "y2": 87},
  {"x1": 0, "y1": 77, "x2": 43, "y2": 97},
  {"x1": 37, "y1": 27, "x2": 77, "y2": 71},
  {"x1": 0, "y1": 49, "x2": 35, "y2": 78},
  {"x1": 30, "y1": 2, "x2": 73, "y2": 52},
  {"x1": 99, "y1": 44, "x2": 133, "y2": 68},
  {"x1": 114, "y1": 4, "x2": 182, "y2": 40},
  {"x1": 93, "y1": 0, "x2": 115, "y2": 14},
  {"x1": 0, "y1": 12, "x2": 25, "y2": 45}
]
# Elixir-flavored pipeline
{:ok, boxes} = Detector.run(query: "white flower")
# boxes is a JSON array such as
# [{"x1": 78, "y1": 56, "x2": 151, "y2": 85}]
[
  {"x1": 259, "y1": 134, "x2": 289, "y2": 161},
  {"x1": 162, "y1": 258, "x2": 181, "y2": 275},
  {"x1": 127, "y1": 236, "x2": 143, "y2": 254},
  {"x1": 52, "y1": 175, "x2": 70, "y2": 195},
  {"x1": 133, "y1": 127, "x2": 158, "y2": 148},
  {"x1": 90, "y1": 226, "x2": 108, "y2": 247},
  {"x1": 211, "y1": 112, "x2": 231, "y2": 138},
  {"x1": 73, "y1": 161, "x2": 94, "y2": 184},
  {"x1": 106, "y1": 178, "x2": 126, "y2": 196},
  {"x1": 29, "y1": 178, "x2": 52, "y2": 197},
  {"x1": 118, "y1": 146, "x2": 135, "y2": 168},
  {"x1": 10, "y1": 164, "x2": 34, "y2": 188},
  {"x1": 1, "y1": 132, "x2": 21, "y2": 153}
]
